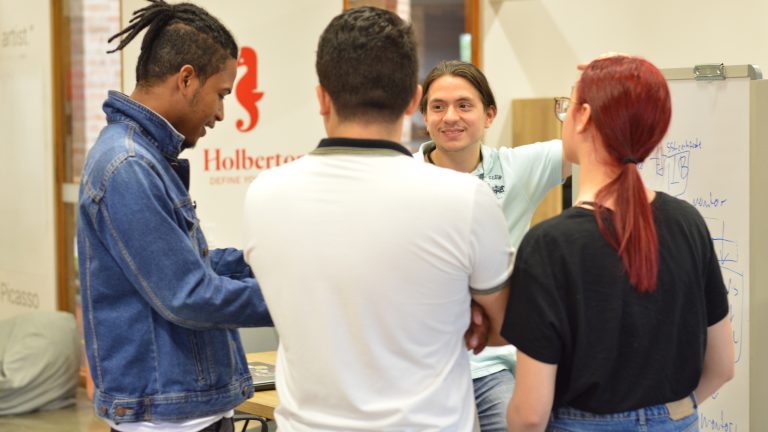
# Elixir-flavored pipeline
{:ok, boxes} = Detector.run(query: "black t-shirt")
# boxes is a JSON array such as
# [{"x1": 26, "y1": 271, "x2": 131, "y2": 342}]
[{"x1": 501, "y1": 192, "x2": 729, "y2": 413}]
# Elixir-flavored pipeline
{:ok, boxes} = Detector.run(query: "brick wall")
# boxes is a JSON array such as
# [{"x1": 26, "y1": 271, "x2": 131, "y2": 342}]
[{"x1": 67, "y1": 0, "x2": 120, "y2": 180}]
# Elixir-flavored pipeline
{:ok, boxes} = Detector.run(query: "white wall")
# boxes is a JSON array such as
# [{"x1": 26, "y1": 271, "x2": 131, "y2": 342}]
[
  {"x1": 0, "y1": 0, "x2": 56, "y2": 317},
  {"x1": 481, "y1": 0, "x2": 768, "y2": 148},
  {"x1": 481, "y1": 1, "x2": 768, "y2": 430}
]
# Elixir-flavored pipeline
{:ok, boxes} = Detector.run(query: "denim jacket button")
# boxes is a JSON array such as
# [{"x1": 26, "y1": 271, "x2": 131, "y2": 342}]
[
  {"x1": 203, "y1": 247, "x2": 209, "y2": 257},
  {"x1": 116, "y1": 407, "x2": 127, "y2": 416},
  {"x1": 242, "y1": 387, "x2": 249, "y2": 397},
  {"x1": 100, "y1": 406, "x2": 107, "y2": 415}
]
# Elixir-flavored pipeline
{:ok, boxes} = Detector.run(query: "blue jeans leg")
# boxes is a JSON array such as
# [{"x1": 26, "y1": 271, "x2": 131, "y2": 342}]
[{"x1": 473, "y1": 369, "x2": 515, "y2": 432}]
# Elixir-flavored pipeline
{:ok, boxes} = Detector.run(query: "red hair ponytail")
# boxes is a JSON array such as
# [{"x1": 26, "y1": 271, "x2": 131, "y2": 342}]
[{"x1": 578, "y1": 56, "x2": 671, "y2": 293}]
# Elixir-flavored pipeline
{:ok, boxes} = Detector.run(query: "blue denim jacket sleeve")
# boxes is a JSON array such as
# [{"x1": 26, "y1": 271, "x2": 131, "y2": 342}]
[
  {"x1": 94, "y1": 157, "x2": 272, "y2": 330},
  {"x1": 210, "y1": 248, "x2": 255, "y2": 280}
]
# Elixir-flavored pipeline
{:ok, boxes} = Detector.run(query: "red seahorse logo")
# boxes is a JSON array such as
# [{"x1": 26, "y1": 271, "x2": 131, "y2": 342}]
[{"x1": 235, "y1": 46, "x2": 264, "y2": 132}]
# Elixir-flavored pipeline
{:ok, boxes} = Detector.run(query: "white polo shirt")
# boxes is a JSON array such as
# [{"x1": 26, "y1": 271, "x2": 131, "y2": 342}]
[{"x1": 244, "y1": 138, "x2": 513, "y2": 432}]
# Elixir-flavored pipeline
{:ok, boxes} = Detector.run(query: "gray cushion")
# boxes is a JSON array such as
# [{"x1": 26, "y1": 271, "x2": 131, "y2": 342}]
[{"x1": 0, "y1": 311, "x2": 79, "y2": 415}]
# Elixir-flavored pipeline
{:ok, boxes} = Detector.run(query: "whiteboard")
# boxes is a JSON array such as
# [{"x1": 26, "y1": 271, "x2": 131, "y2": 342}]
[{"x1": 638, "y1": 68, "x2": 764, "y2": 432}]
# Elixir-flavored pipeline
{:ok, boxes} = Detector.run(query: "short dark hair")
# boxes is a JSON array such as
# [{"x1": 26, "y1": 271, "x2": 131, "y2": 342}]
[
  {"x1": 107, "y1": 0, "x2": 238, "y2": 86},
  {"x1": 420, "y1": 60, "x2": 496, "y2": 114},
  {"x1": 316, "y1": 7, "x2": 418, "y2": 123}
]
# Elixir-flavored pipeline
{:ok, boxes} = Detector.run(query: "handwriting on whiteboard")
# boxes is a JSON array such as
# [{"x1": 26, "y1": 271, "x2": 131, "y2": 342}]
[
  {"x1": 700, "y1": 409, "x2": 738, "y2": 431},
  {"x1": 705, "y1": 217, "x2": 744, "y2": 364},
  {"x1": 640, "y1": 138, "x2": 702, "y2": 197}
]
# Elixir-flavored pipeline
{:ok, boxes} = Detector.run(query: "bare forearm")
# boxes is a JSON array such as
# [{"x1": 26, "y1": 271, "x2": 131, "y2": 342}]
[
  {"x1": 695, "y1": 317, "x2": 735, "y2": 402},
  {"x1": 471, "y1": 287, "x2": 508, "y2": 340},
  {"x1": 487, "y1": 333, "x2": 509, "y2": 347},
  {"x1": 694, "y1": 372, "x2": 731, "y2": 402},
  {"x1": 507, "y1": 400, "x2": 548, "y2": 432},
  {"x1": 506, "y1": 352, "x2": 556, "y2": 432}
]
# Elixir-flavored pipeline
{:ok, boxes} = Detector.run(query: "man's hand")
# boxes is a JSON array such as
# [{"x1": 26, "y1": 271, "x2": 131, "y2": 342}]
[{"x1": 465, "y1": 300, "x2": 491, "y2": 354}]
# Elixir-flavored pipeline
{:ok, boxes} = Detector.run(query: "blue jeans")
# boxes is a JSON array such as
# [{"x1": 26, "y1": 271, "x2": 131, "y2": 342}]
[
  {"x1": 547, "y1": 395, "x2": 698, "y2": 432},
  {"x1": 473, "y1": 369, "x2": 516, "y2": 432}
]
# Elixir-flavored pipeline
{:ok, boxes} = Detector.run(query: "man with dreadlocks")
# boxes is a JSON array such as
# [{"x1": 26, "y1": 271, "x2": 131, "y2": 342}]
[{"x1": 76, "y1": 2, "x2": 272, "y2": 431}]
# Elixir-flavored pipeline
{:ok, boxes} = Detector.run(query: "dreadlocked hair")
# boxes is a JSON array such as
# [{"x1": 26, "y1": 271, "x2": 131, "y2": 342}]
[{"x1": 107, "y1": 0, "x2": 238, "y2": 86}]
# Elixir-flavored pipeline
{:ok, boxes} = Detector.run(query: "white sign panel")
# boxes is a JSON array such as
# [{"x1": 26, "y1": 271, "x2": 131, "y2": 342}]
[
  {"x1": 0, "y1": 0, "x2": 57, "y2": 317},
  {"x1": 120, "y1": 0, "x2": 343, "y2": 248}
]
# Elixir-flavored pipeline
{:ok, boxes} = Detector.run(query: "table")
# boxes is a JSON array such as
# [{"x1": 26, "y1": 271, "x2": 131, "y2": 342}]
[{"x1": 237, "y1": 351, "x2": 279, "y2": 419}]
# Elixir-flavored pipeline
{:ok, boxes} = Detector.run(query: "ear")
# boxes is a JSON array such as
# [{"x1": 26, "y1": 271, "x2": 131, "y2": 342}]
[
  {"x1": 484, "y1": 105, "x2": 497, "y2": 128},
  {"x1": 316, "y1": 84, "x2": 331, "y2": 117},
  {"x1": 575, "y1": 102, "x2": 591, "y2": 133},
  {"x1": 177, "y1": 64, "x2": 198, "y2": 96},
  {"x1": 404, "y1": 84, "x2": 423, "y2": 117}
]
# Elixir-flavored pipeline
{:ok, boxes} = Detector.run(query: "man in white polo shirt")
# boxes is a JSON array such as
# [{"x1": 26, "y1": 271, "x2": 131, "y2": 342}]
[{"x1": 243, "y1": 7, "x2": 513, "y2": 432}]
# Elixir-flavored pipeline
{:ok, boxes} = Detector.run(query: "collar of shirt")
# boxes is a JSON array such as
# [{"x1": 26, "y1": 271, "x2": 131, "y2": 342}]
[
  {"x1": 104, "y1": 90, "x2": 186, "y2": 160},
  {"x1": 311, "y1": 137, "x2": 413, "y2": 157}
]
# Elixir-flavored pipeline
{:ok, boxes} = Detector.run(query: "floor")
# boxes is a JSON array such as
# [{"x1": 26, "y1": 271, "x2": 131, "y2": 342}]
[
  {"x1": 0, "y1": 388, "x2": 107, "y2": 432},
  {"x1": 0, "y1": 388, "x2": 274, "y2": 432}
]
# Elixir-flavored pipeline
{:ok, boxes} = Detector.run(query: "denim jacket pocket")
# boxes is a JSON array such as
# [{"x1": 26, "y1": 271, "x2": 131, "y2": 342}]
[
  {"x1": 177, "y1": 203, "x2": 211, "y2": 265},
  {"x1": 188, "y1": 331, "x2": 207, "y2": 385},
  {"x1": 185, "y1": 328, "x2": 244, "y2": 387}
]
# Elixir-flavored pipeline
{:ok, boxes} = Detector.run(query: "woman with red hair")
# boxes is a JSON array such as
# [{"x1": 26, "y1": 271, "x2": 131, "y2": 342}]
[{"x1": 501, "y1": 55, "x2": 735, "y2": 431}]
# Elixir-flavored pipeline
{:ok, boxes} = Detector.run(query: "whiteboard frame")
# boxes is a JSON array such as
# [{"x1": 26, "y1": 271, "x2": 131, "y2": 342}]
[
  {"x1": 748, "y1": 78, "x2": 768, "y2": 432},
  {"x1": 663, "y1": 64, "x2": 762, "y2": 81}
]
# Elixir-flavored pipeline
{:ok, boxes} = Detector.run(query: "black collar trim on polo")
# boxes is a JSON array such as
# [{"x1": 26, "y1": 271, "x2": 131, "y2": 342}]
[{"x1": 311, "y1": 137, "x2": 413, "y2": 157}]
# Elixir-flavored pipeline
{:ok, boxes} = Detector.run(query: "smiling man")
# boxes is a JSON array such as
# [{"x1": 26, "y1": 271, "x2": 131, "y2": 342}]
[
  {"x1": 76, "y1": 2, "x2": 272, "y2": 432},
  {"x1": 416, "y1": 60, "x2": 570, "y2": 432}
]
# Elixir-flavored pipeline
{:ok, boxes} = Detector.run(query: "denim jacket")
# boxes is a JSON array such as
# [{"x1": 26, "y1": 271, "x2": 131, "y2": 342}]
[{"x1": 77, "y1": 91, "x2": 272, "y2": 423}]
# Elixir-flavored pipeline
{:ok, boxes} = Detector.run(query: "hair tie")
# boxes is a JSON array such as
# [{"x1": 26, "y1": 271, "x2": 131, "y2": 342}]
[{"x1": 622, "y1": 157, "x2": 639, "y2": 165}]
